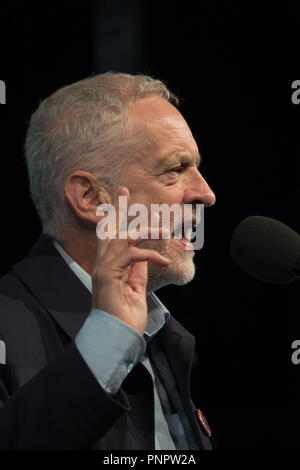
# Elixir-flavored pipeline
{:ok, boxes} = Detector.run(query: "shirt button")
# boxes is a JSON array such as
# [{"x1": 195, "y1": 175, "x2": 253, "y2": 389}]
[{"x1": 127, "y1": 363, "x2": 134, "y2": 373}]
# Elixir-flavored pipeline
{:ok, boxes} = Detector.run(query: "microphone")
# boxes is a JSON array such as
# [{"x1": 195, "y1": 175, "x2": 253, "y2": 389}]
[{"x1": 230, "y1": 216, "x2": 300, "y2": 283}]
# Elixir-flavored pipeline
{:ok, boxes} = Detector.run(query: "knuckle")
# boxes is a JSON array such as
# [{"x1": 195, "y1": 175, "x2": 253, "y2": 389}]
[
  {"x1": 149, "y1": 250, "x2": 160, "y2": 259},
  {"x1": 128, "y1": 246, "x2": 138, "y2": 256}
]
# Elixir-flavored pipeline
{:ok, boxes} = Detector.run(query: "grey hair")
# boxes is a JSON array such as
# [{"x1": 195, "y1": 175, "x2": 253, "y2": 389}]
[{"x1": 24, "y1": 71, "x2": 179, "y2": 242}]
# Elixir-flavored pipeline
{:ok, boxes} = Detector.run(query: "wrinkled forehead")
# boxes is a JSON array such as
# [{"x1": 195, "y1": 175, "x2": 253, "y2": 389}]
[
  {"x1": 128, "y1": 96, "x2": 199, "y2": 162},
  {"x1": 129, "y1": 95, "x2": 190, "y2": 133}
]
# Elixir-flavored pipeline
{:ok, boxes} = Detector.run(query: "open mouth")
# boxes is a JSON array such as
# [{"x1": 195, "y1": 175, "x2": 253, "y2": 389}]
[
  {"x1": 170, "y1": 219, "x2": 196, "y2": 250},
  {"x1": 171, "y1": 219, "x2": 196, "y2": 239},
  {"x1": 173, "y1": 238, "x2": 194, "y2": 250}
]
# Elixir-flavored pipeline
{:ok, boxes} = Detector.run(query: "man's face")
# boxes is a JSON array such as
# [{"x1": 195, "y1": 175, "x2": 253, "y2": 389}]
[{"x1": 121, "y1": 96, "x2": 216, "y2": 292}]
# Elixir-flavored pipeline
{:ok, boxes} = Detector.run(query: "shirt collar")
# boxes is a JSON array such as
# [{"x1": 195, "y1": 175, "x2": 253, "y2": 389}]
[{"x1": 52, "y1": 240, "x2": 170, "y2": 341}]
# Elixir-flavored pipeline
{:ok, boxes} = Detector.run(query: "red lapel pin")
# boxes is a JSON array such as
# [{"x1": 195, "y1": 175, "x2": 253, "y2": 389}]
[{"x1": 195, "y1": 408, "x2": 212, "y2": 437}]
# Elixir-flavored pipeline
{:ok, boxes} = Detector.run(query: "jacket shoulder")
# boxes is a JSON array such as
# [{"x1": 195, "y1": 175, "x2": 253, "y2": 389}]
[
  {"x1": 0, "y1": 269, "x2": 38, "y2": 328},
  {"x1": 0, "y1": 269, "x2": 47, "y2": 386}
]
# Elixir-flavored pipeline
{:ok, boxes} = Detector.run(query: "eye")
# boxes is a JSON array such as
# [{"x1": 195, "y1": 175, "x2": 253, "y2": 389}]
[{"x1": 168, "y1": 163, "x2": 187, "y2": 174}]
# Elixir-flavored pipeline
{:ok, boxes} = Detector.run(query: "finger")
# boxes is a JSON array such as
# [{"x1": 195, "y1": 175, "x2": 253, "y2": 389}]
[
  {"x1": 93, "y1": 247, "x2": 170, "y2": 290},
  {"x1": 106, "y1": 246, "x2": 170, "y2": 274},
  {"x1": 95, "y1": 186, "x2": 130, "y2": 260},
  {"x1": 127, "y1": 259, "x2": 148, "y2": 288},
  {"x1": 102, "y1": 218, "x2": 170, "y2": 265}
]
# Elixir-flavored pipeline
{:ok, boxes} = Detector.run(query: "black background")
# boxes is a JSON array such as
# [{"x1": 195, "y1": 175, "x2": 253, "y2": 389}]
[{"x1": 0, "y1": 1, "x2": 299, "y2": 449}]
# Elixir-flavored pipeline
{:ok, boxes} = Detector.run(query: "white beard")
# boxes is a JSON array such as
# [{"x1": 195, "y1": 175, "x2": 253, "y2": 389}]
[{"x1": 139, "y1": 238, "x2": 196, "y2": 293}]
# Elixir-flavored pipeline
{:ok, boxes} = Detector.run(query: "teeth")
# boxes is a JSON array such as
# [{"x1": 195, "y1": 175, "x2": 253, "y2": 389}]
[
  {"x1": 172, "y1": 225, "x2": 183, "y2": 238},
  {"x1": 171, "y1": 222, "x2": 195, "y2": 240},
  {"x1": 184, "y1": 227, "x2": 193, "y2": 241}
]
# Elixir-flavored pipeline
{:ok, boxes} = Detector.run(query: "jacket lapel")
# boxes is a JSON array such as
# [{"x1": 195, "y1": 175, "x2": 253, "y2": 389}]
[
  {"x1": 157, "y1": 315, "x2": 211, "y2": 449},
  {"x1": 12, "y1": 234, "x2": 92, "y2": 340},
  {"x1": 157, "y1": 315, "x2": 195, "y2": 403}
]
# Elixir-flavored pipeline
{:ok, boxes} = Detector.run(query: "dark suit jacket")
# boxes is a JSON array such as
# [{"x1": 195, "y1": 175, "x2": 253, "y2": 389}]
[{"x1": 0, "y1": 234, "x2": 212, "y2": 450}]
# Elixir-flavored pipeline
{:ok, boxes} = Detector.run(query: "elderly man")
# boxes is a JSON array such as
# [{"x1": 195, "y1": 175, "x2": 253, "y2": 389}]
[{"x1": 0, "y1": 72, "x2": 215, "y2": 450}]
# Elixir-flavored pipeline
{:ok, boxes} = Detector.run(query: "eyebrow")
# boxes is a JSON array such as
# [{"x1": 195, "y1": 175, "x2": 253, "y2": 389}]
[{"x1": 155, "y1": 152, "x2": 202, "y2": 171}]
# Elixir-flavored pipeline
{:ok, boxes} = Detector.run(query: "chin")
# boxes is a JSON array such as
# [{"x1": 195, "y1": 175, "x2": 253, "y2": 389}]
[{"x1": 145, "y1": 239, "x2": 196, "y2": 293}]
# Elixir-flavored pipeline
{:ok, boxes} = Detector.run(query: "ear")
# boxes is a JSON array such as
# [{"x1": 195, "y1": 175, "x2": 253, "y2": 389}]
[{"x1": 64, "y1": 170, "x2": 112, "y2": 225}]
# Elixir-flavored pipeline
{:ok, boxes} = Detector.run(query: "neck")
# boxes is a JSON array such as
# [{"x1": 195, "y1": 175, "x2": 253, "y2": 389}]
[{"x1": 59, "y1": 230, "x2": 97, "y2": 276}]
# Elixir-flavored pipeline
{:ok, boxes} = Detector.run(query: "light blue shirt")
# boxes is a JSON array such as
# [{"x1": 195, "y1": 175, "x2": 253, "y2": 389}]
[{"x1": 53, "y1": 240, "x2": 180, "y2": 450}]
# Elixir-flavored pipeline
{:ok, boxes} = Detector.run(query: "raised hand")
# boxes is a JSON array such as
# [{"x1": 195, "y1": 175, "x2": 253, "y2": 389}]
[{"x1": 92, "y1": 187, "x2": 170, "y2": 335}]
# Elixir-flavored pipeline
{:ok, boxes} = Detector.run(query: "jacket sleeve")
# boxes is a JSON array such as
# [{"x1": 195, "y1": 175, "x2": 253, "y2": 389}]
[{"x1": 0, "y1": 336, "x2": 131, "y2": 449}]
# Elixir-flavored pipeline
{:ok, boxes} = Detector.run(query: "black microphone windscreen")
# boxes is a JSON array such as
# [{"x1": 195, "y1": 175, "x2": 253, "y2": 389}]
[{"x1": 230, "y1": 216, "x2": 300, "y2": 283}]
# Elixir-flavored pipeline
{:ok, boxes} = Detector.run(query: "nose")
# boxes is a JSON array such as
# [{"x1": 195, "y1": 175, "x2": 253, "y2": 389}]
[{"x1": 183, "y1": 169, "x2": 216, "y2": 207}]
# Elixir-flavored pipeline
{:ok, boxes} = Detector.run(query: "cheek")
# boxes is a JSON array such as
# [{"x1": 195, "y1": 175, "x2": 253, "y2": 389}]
[
  {"x1": 155, "y1": 185, "x2": 185, "y2": 204},
  {"x1": 127, "y1": 183, "x2": 185, "y2": 222}
]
